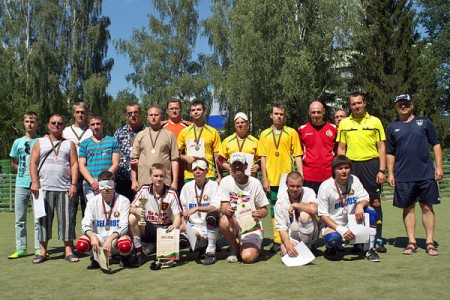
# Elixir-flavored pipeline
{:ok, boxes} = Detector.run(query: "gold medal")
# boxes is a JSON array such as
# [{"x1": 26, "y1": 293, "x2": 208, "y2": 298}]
[
  {"x1": 275, "y1": 151, "x2": 279, "y2": 157},
  {"x1": 105, "y1": 226, "x2": 110, "y2": 231}
]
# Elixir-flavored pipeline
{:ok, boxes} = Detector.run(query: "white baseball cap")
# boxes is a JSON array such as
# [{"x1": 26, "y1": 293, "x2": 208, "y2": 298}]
[
  {"x1": 234, "y1": 112, "x2": 248, "y2": 122},
  {"x1": 192, "y1": 159, "x2": 208, "y2": 170},
  {"x1": 230, "y1": 152, "x2": 247, "y2": 165}
]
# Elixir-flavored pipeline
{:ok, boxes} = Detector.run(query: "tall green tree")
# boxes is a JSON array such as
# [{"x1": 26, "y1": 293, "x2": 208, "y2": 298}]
[
  {"x1": 349, "y1": 0, "x2": 439, "y2": 125},
  {"x1": 116, "y1": 0, "x2": 211, "y2": 111}
]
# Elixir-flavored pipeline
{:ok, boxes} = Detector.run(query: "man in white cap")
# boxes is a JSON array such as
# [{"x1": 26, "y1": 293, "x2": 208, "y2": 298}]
[
  {"x1": 386, "y1": 94, "x2": 443, "y2": 256},
  {"x1": 179, "y1": 158, "x2": 220, "y2": 265},
  {"x1": 216, "y1": 152, "x2": 269, "y2": 263},
  {"x1": 217, "y1": 112, "x2": 260, "y2": 177}
]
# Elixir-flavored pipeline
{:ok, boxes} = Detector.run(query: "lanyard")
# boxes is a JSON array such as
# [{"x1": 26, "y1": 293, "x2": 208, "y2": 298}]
[
  {"x1": 102, "y1": 196, "x2": 116, "y2": 230},
  {"x1": 70, "y1": 125, "x2": 88, "y2": 143},
  {"x1": 272, "y1": 128, "x2": 283, "y2": 156},
  {"x1": 334, "y1": 180, "x2": 350, "y2": 210},
  {"x1": 148, "y1": 129, "x2": 162, "y2": 152},
  {"x1": 48, "y1": 137, "x2": 62, "y2": 158},
  {"x1": 193, "y1": 126, "x2": 204, "y2": 148},
  {"x1": 236, "y1": 134, "x2": 247, "y2": 152}
]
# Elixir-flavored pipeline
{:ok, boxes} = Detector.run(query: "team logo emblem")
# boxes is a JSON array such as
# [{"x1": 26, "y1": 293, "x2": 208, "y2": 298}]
[
  {"x1": 161, "y1": 202, "x2": 169, "y2": 211},
  {"x1": 326, "y1": 130, "x2": 333, "y2": 137},
  {"x1": 416, "y1": 120, "x2": 423, "y2": 127},
  {"x1": 349, "y1": 189, "x2": 355, "y2": 196},
  {"x1": 114, "y1": 211, "x2": 120, "y2": 218}
]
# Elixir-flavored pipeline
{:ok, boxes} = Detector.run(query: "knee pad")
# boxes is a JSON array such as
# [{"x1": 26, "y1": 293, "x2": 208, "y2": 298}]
[
  {"x1": 76, "y1": 237, "x2": 91, "y2": 253},
  {"x1": 365, "y1": 207, "x2": 377, "y2": 225},
  {"x1": 324, "y1": 231, "x2": 343, "y2": 247},
  {"x1": 206, "y1": 211, "x2": 219, "y2": 230},
  {"x1": 117, "y1": 239, "x2": 132, "y2": 255}
]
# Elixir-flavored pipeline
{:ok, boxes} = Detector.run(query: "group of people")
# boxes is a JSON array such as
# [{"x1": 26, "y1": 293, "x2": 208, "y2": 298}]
[{"x1": 8, "y1": 92, "x2": 442, "y2": 269}]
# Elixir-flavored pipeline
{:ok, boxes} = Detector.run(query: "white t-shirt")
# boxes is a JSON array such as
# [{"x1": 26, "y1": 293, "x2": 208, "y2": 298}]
[
  {"x1": 63, "y1": 125, "x2": 93, "y2": 154},
  {"x1": 132, "y1": 185, "x2": 181, "y2": 225},
  {"x1": 275, "y1": 186, "x2": 317, "y2": 232},
  {"x1": 179, "y1": 179, "x2": 220, "y2": 226},
  {"x1": 81, "y1": 192, "x2": 130, "y2": 238},
  {"x1": 317, "y1": 175, "x2": 369, "y2": 226}
]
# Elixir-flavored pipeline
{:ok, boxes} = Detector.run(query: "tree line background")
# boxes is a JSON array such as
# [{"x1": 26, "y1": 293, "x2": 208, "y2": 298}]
[{"x1": 0, "y1": 0, "x2": 448, "y2": 158}]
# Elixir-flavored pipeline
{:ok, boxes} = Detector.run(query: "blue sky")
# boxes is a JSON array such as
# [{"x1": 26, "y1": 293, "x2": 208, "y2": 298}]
[{"x1": 103, "y1": 0, "x2": 212, "y2": 98}]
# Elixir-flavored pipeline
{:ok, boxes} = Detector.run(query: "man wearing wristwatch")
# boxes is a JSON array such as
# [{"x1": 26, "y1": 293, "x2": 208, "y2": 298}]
[{"x1": 336, "y1": 92, "x2": 388, "y2": 253}]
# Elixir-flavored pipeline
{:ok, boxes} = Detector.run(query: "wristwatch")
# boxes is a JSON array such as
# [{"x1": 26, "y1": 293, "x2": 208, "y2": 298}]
[{"x1": 378, "y1": 169, "x2": 387, "y2": 175}]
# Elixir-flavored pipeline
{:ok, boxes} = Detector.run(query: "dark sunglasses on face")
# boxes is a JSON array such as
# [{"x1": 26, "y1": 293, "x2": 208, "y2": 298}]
[{"x1": 51, "y1": 121, "x2": 63, "y2": 126}]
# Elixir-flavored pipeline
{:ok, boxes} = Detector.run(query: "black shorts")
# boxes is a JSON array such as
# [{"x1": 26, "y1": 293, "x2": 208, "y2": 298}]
[
  {"x1": 393, "y1": 180, "x2": 440, "y2": 208},
  {"x1": 303, "y1": 180, "x2": 321, "y2": 195},
  {"x1": 351, "y1": 158, "x2": 380, "y2": 196},
  {"x1": 142, "y1": 222, "x2": 171, "y2": 243}
]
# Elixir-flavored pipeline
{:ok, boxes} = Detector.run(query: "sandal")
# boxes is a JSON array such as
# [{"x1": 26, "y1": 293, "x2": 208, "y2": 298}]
[
  {"x1": 402, "y1": 242, "x2": 418, "y2": 255},
  {"x1": 425, "y1": 242, "x2": 439, "y2": 256},
  {"x1": 32, "y1": 255, "x2": 48, "y2": 264},
  {"x1": 64, "y1": 253, "x2": 79, "y2": 263}
]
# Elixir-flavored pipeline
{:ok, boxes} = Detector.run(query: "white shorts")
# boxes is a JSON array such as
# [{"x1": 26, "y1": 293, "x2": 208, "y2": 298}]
[
  {"x1": 241, "y1": 229, "x2": 263, "y2": 249},
  {"x1": 94, "y1": 233, "x2": 119, "y2": 255}
]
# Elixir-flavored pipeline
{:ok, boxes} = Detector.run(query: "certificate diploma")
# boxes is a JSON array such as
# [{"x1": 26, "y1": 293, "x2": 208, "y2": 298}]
[
  {"x1": 93, "y1": 247, "x2": 111, "y2": 271},
  {"x1": 235, "y1": 200, "x2": 258, "y2": 233},
  {"x1": 186, "y1": 139, "x2": 206, "y2": 158},
  {"x1": 156, "y1": 228, "x2": 180, "y2": 260}
]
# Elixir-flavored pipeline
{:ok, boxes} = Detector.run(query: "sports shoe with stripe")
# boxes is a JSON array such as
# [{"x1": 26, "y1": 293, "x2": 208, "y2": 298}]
[{"x1": 8, "y1": 249, "x2": 27, "y2": 259}]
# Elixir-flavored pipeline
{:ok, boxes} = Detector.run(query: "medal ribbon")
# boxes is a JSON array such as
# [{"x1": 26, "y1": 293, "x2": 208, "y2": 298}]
[
  {"x1": 288, "y1": 189, "x2": 303, "y2": 221},
  {"x1": 102, "y1": 195, "x2": 116, "y2": 229},
  {"x1": 194, "y1": 179, "x2": 208, "y2": 207},
  {"x1": 271, "y1": 128, "x2": 283, "y2": 151},
  {"x1": 70, "y1": 125, "x2": 88, "y2": 142},
  {"x1": 48, "y1": 136, "x2": 62, "y2": 158},
  {"x1": 148, "y1": 129, "x2": 162, "y2": 151},
  {"x1": 236, "y1": 134, "x2": 247, "y2": 152},
  {"x1": 193, "y1": 126, "x2": 204, "y2": 148},
  {"x1": 334, "y1": 181, "x2": 349, "y2": 210}
]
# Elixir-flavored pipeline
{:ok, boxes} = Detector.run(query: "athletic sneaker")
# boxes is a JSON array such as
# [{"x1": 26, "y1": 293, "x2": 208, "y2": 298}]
[
  {"x1": 203, "y1": 254, "x2": 217, "y2": 265},
  {"x1": 119, "y1": 255, "x2": 132, "y2": 268},
  {"x1": 270, "y1": 242, "x2": 281, "y2": 253},
  {"x1": 142, "y1": 243, "x2": 156, "y2": 256},
  {"x1": 227, "y1": 248, "x2": 239, "y2": 263},
  {"x1": 375, "y1": 240, "x2": 387, "y2": 253},
  {"x1": 8, "y1": 249, "x2": 27, "y2": 259},
  {"x1": 87, "y1": 259, "x2": 100, "y2": 269},
  {"x1": 324, "y1": 247, "x2": 337, "y2": 258},
  {"x1": 350, "y1": 244, "x2": 363, "y2": 254},
  {"x1": 366, "y1": 248, "x2": 381, "y2": 262},
  {"x1": 132, "y1": 252, "x2": 146, "y2": 267}
]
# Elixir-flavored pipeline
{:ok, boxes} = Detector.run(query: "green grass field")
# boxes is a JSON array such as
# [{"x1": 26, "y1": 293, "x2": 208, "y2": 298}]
[{"x1": 1, "y1": 199, "x2": 449, "y2": 300}]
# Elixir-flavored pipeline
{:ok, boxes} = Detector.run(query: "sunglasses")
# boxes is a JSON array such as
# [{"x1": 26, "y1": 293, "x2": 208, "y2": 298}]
[
  {"x1": 127, "y1": 111, "x2": 140, "y2": 116},
  {"x1": 51, "y1": 121, "x2": 63, "y2": 126}
]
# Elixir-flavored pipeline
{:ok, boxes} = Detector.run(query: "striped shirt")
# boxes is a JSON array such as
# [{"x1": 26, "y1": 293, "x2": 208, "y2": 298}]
[{"x1": 79, "y1": 136, "x2": 119, "y2": 179}]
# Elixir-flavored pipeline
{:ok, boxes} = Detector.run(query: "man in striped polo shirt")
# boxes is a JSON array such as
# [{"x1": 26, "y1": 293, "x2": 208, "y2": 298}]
[{"x1": 79, "y1": 115, "x2": 120, "y2": 202}]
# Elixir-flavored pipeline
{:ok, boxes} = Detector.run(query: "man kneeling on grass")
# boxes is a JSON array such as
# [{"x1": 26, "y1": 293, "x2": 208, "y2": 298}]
[
  {"x1": 129, "y1": 163, "x2": 181, "y2": 267},
  {"x1": 76, "y1": 171, "x2": 133, "y2": 269},
  {"x1": 216, "y1": 152, "x2": 269, "y2": 264},
  {"x1": 317, "y1": 155, "x2": 380, "y2": 262}
]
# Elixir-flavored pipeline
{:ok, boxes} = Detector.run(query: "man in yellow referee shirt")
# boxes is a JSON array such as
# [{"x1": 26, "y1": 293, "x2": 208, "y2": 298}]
[
  {"x1": 257, "y1": 104, "x2": 303, "y2": 253},
  {"x1": 337, "y1": 92, "x2": 387, "y2": 253}
]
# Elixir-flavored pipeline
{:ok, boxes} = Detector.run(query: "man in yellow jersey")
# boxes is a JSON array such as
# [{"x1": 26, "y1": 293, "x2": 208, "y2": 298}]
[
  {"x1": 257, "y1": 104, "x2": 303, "y2": 253},
  {"x1": 178, "y1": 100, "x2": 221, "y2": 183},
  {"x1": 217, "y1": 112, "x2": 260, "y2": 177},
  {"x1": 337, "y1": 92, "x2": 387, "y2": 253}
]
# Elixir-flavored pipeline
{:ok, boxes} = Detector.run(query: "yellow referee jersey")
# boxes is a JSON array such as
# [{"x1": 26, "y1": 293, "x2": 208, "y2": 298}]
[{"x1": 336, "y1": 112, "x2": 385, "y2": 161}]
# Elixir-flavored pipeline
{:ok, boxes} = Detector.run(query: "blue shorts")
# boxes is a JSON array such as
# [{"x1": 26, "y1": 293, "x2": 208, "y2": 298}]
[{"x1": 393, "y1": 180, "x2": 440, "y2": 208}]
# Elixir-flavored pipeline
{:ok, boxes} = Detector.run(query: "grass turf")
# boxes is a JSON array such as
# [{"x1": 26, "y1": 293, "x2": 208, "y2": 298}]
[{"x1": 1, "y1": 199, "x2": 449, "y2": 300}]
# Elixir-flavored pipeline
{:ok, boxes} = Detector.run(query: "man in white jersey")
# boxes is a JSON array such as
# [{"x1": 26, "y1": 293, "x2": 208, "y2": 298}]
[
  {"x1": 179, "y1": 158, "x2": 220, "y2": 265},
  {"x1": 129, "y1": 163, "x2": 181, "y2": 267},
  {"x1": 216, "y1": 152, "x2": 269, "y2": 264},
  {"x1": 75, "y1": 171, "x2": 133, "y2": 269},
  {"x1": 30, "y1": 114, "x2": 79, "y2": 264},
  {"x1": 317, "y1": 155, "x2": 379, "y2": 262},
  {"x1": 275, "y1": 171, "x2": 318, "y2": 257},
  {"x1": 63, "y1": 102, "x2": 93, "y2": 222}
]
